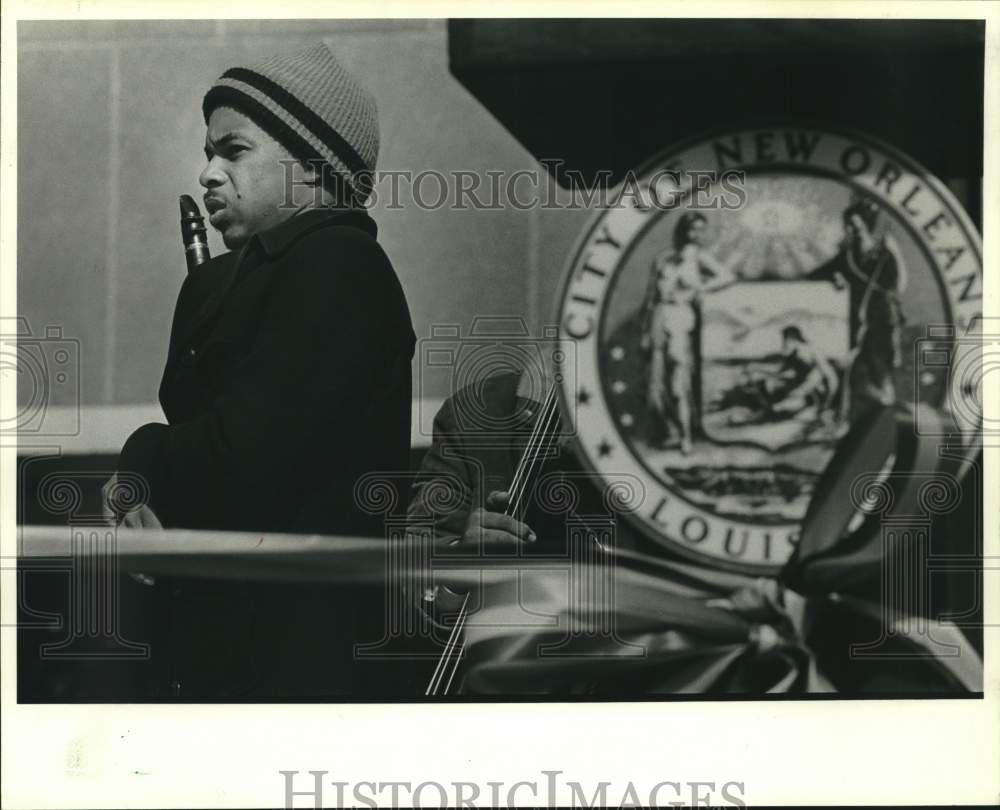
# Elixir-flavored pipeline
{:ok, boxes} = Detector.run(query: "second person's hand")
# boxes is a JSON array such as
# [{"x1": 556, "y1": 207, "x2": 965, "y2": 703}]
[{"x1": 458, "y1": 490, "x2": 536, "y2": 548}]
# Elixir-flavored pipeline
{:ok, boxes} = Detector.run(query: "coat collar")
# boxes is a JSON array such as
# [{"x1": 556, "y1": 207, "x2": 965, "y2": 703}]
[
  {"x1": 165, "y1": 207, "x2": 378, "y2": 366},
  {"x1": 179, "y1": 208, "x2": 376, "y2": 336},
  {"x1": 252, "y1": 206, "x2": 378, "y2": 259}
]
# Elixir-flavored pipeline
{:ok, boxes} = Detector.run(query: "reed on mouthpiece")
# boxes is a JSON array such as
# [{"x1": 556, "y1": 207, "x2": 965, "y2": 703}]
[{"x1": 179, "y1": 194, "x2": 211, "y2": 273}]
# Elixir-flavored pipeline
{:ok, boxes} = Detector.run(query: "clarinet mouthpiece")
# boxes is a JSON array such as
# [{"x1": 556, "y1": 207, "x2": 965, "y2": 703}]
[
  {"x1": 179, "y1": 193, "x2": 199, "y2": 217},
  {"x1": 179, "y1": 194, "x2": 211, "y2": 272}
]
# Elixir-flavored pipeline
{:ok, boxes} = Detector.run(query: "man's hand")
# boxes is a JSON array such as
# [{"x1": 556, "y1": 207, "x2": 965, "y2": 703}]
[
  {"x1": 101, "y1": 474, "x2": 119, "y2": 524},
  {"x1": 121, "y1": 505, "x2": 163, "y2": 529},
  {"x1": 458, "y1": 490, "x2": 536, "y2": 547},
  {"x1": 102, "y1": 474, "x2": 163, "y2": 529}
]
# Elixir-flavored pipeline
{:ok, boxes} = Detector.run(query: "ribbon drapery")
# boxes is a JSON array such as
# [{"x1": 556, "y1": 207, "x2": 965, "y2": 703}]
[
  {"x1": 16, "y1": 406, "x2": 983, "y2": 695},
  {"x1": 456, "y1": 552, "x2": 981, "y2": 694},
  {"x1": 456, "y1": 405, "x2": 984, "y2": 695}
]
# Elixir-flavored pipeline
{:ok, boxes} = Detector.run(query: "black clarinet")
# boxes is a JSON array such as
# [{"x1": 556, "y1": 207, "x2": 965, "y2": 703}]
[{"x1": 179, "y1": 194, "x2": 211, "y2": 272}]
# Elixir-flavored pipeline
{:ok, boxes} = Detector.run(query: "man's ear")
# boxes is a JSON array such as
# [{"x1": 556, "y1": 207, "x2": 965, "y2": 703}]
[
  {"x1": 300, "y1": 159, "x2": 323, "y2": 187},
  {"x1": 296, "y1": 159, "x2": 338, "y2": 207}
]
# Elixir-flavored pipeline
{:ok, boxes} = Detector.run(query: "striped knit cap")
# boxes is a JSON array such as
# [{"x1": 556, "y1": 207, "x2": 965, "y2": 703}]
[{"x1": 203, "y1": 42, "x2": 379, "y2": 204}]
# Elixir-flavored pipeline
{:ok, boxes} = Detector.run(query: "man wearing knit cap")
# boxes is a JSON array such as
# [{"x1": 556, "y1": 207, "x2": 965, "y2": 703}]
[
  {"x1": 198, "y1": 40, "x2": 380, "y2": 242},
  {"x1": 111, "y1": 43, "x2": 416, "y2": 697}
]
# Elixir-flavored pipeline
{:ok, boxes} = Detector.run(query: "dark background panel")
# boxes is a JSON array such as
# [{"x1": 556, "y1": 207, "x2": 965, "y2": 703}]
[{"x1": 449, "y1": 19, "x2": 984, "y2": 189}]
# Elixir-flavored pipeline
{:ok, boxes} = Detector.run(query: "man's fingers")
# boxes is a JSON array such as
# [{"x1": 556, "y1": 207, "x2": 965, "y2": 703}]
[
  {"x1": 137, "y1": 506, "x2": 163, "y2": 529},
  {"x1": 478, "y1": 529, "x2": 524, "y2": 547},
  {"x1": 101, "y1": 477, "x2": 114, "y2": 522},
  {"x1": 479, "y1": 510, "x2": 536, "y2": 542},
  {"x1": 485, "y1": 490, "x2": 510, "y2": 511},
  {"x1": 463, "y1": 501, "x2": 537, "y2": 547},
  {"x1": 484, "y1": 490, "x2": 538, "y2": 539},
  {"x1": 120, "y1": 506, "x2": 163, "y2": 530},
  {"x1": 144, "y1": 506, "x2": 163, "y2": 529}
]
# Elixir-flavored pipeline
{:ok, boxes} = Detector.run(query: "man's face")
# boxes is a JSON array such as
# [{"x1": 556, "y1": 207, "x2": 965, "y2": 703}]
[{"x1": 199, "y1": 107, "x2": 299, "y2": 249}]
